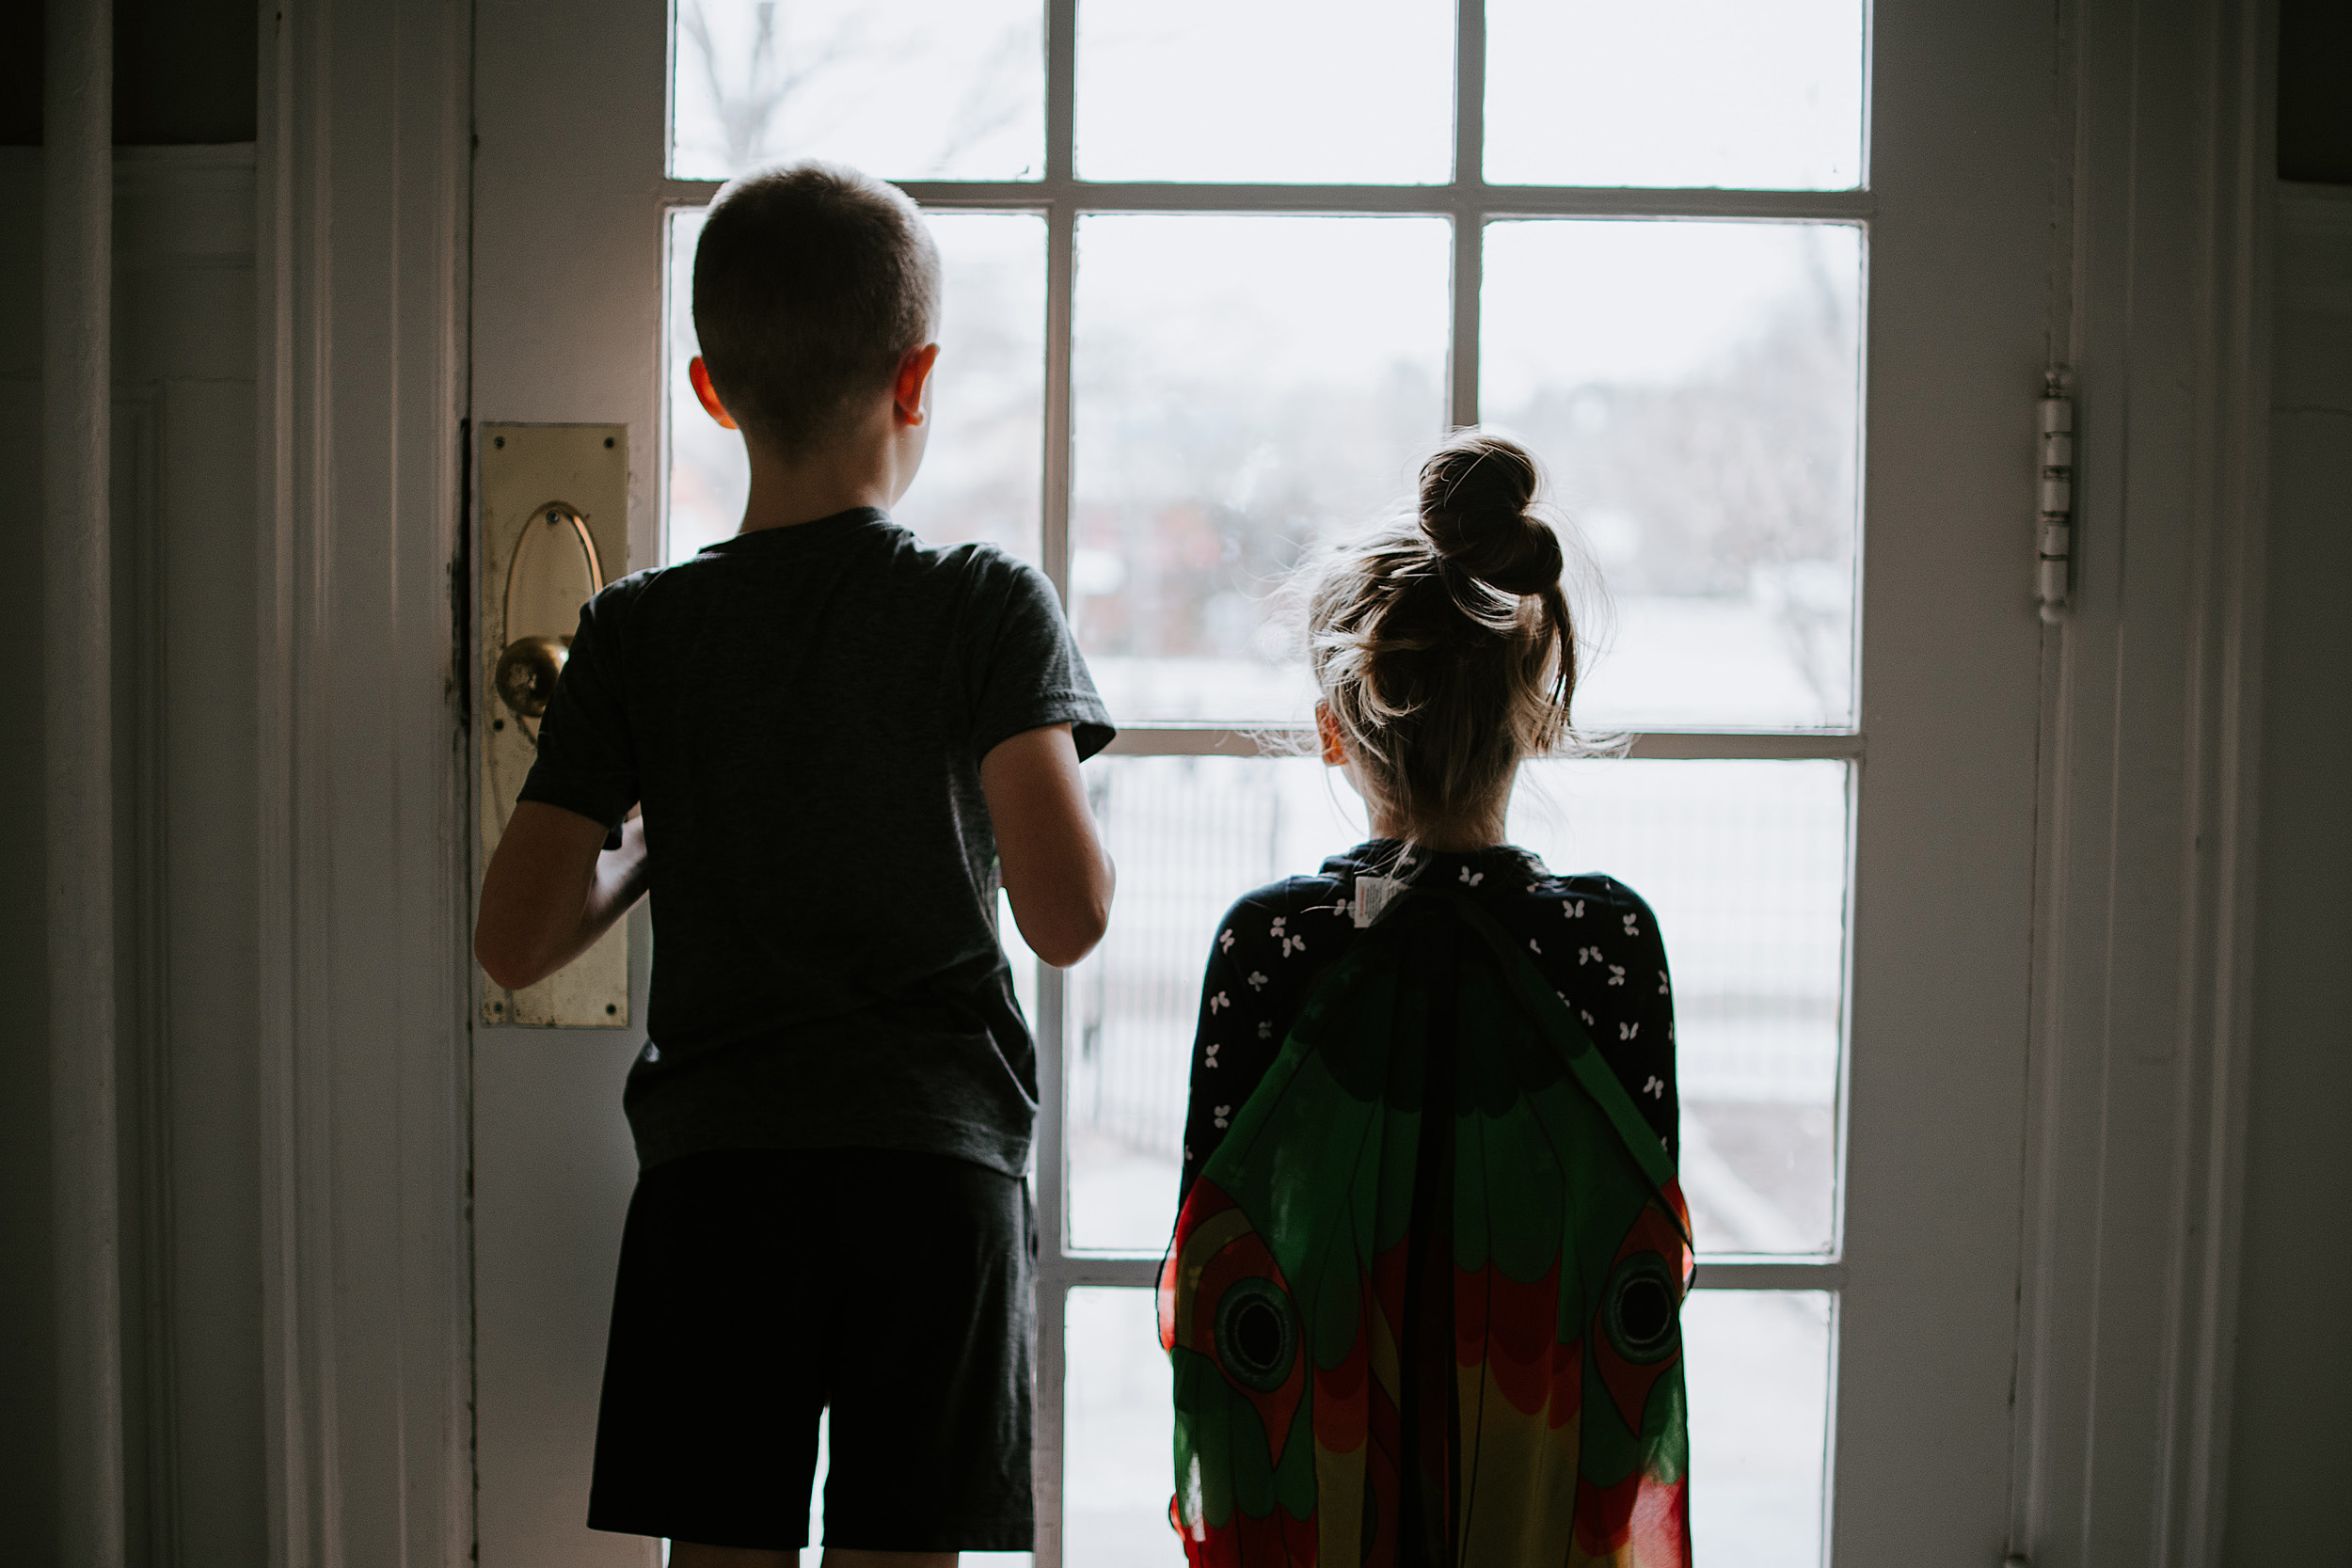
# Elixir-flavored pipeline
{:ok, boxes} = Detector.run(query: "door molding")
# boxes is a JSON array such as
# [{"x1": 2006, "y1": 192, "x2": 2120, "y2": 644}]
[
  {"x1": 44, "y1": 2, "x2": 125, "y2": 1563},
  {"x1": 254, "y1": 3, "x2": 474, "y2": 1565},
  {"x1": 2007, "y1": 0, "x2": 2275, "y2": 1562}
]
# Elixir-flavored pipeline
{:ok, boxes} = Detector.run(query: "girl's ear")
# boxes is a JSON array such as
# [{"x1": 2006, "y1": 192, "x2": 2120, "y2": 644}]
[{"x1": 1315, "y1": 702, "x2": 1349, "y2": 767}]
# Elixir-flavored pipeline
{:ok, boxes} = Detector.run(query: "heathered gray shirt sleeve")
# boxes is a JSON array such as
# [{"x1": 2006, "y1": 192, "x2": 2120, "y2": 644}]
[{"x1": 969, "y1": 556, "x2": 1116, "y2": 763}]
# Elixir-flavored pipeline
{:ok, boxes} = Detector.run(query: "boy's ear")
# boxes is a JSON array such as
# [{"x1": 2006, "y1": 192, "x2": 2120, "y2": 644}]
[
  {"x1": 688, "y1": 356, "x2": 738, "y2": 431},
  {"x1": 893, "y1": 342, "x2": 941, "y2": 428}
]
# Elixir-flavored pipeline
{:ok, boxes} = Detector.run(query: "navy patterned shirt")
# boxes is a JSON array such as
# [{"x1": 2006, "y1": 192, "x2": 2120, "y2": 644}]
[{"x1": 1179, "y1": 840, "x2": 1679, "y2": 1201}]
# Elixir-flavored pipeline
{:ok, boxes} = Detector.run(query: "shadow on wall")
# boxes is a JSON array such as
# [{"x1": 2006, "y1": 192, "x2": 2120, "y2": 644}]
[
  {"x1": 2278, "y1": 0, "x2": 2352, "y2": 182},
  {"x1": 0, "y1": 0, "x2": 258, "y2": 149}
]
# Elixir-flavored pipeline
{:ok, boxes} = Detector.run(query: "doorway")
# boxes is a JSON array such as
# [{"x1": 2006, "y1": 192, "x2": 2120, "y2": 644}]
[{"x1": 469, "y1": 3, "x2": 2058, "y2": 1561}]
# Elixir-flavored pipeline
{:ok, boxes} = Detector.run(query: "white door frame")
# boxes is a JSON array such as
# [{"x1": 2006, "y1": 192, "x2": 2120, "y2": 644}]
[
  {"x1": 224, "y1": 1, "x2": 2277, "y2": 1565},
  {"x1": 2001, "y1": 1, "x2": 2277, "y2": 1563},
  {"x1": 251, "y1": 0, "x2": 476, "y2": 1564}
]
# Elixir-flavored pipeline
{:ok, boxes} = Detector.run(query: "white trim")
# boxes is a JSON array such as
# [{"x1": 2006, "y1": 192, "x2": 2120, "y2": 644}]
[
  {"x1": 658, "y1": 177, "x2": 1877, "y2": 223},
  {"x1": 1100, "y1": 724, "x2": 1867, "y2": 761},
  {"x1": 1692, "y1": 1261, "x2": 1849, "y2": 1292},
  {"x1": 1044, "y1": 1252, "x2": 1846, "y2": 1292},
  {"x1": 1449, "y1": 0, "x2": 1487, "y2": 428},
  {"x1": 1028, "y1": 7, "x2": 1080, "y2": 1557},
  {"x1": 255, "y1": 3, "x2": 475, "y2": 1565},
  {"x1": 2002, "y1": 0, "x2": 2274, "y2": 1561},
  {"x1": 44, "y1": 1, "x2": 126, "y2": 1563}
]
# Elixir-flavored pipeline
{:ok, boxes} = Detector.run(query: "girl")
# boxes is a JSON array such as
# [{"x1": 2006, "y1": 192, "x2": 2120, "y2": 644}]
[{"x1": 1162, "y1": 433, "x2": 1692, "y2": 1567}]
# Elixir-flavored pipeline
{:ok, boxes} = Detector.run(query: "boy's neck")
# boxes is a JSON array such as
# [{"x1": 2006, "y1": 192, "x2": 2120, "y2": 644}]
[{"x1": 737, "y1": 406, "x2": 919, "y2": 533}]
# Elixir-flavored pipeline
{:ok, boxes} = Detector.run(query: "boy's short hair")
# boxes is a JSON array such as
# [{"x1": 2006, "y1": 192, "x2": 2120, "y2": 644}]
[{"x1": 692, "y1": 161, "x2": 942, "y2": 458}]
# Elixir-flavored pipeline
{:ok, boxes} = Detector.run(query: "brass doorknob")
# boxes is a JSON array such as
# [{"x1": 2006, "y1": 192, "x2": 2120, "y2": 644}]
[{"x1": 493, "y1": 634, "x2": 571, "y2": 720}]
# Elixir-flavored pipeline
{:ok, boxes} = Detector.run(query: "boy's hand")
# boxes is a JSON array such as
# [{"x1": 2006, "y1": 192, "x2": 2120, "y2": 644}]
[
  {"x1": 474, "y1": 801, "x2": 649, "y2": 991},
  {"x1": 981, "y1": 724, "x2": 1114, "y2": 968}
]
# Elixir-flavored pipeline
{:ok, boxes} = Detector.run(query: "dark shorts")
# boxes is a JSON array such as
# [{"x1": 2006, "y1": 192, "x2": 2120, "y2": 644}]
[{"x1": 586, "y1": 1147, "x2": 1036, "y2": 1552}]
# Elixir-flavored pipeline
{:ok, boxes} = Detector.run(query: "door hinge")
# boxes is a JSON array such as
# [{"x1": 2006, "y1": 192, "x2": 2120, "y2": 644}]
[{"x1": 2037, "y1": 369, "x2": 2074, "y2": 623}]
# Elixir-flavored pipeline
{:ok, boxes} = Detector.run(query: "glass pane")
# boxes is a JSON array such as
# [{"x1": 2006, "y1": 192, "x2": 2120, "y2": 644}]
[
  {"x1": 1486, "y1": 0, "x2": 1865, "y2": 189},
  {"x1": 1482, "y1": 219, "x2": 1863, "y2": 730},
  {"x1": 1075, "y1": 0, "x2": 1453, "y2": 182},
  {"x1": 1072, "y1": 215, "x2": 1450, "y2": 724},
  {"x1": 1067, "y1": 1287, "x2": 1828, "y2": 1568},
  {"x1": 1067, "y1": 1288, "x2": 1185, "y2": 1566},
  {"x1": 1068, "y1": 756, "x2": 1368, "y2": 1251},
  {"x1": 1508, "y1": 759, "x2": 1847, "y2": 1257},
  {"x1": 1068, "y1": 755, "x2": 1846, "y2": 1257},
  {"x1": 1683, "y1": 1291, "x2": 1834, "y2": 1564},
  {"x1": 667, "y1": 210, "x2": 1046, "y2": 566},
  {"x1": 671, "y1": 0, "x2": 1042, "y2": 181}
]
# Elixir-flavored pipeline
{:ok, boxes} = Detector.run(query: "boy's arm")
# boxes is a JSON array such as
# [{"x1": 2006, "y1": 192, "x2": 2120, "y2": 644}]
[
  {"x1": 473, "y1": 802, "x2": 649, "y2": 992},
  {"x1": 981, "y1": 723, "x2": 1114, "y2": 969}
]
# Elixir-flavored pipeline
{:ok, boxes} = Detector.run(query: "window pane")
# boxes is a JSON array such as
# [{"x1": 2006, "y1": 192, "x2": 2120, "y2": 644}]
[
  {"x1": 1072, "y1": 215, "x2": 1450, "y2": 724},
  {"x1": 1507, "y1": 760, "x2": 1848, "y2": 1257},
  {"x1": 1069, "y1": 756, "x2": 1846, "y2": 1258},
  {"x1": 1483, "y1": 220, "x2": 1863, "y2": 730},
  {"x1": 1067, "y1": 1288, "x2": 1185, "y2": 1566},
  {"x1": 1070, "y1": 1287, "x2": 1830, "y2": 1568},
  {"x1": 1683, "y1": 1291, "x2": 1834, "y2": 1564},
  {"x1": 1076, "y1": 0, "x2": 1453, "y2": 182},
  {"x1": 672, "y1": 0, "x2": 1042, "y2": 181},
  {"x1": 1486, "y1": 0, "x2": 1865, "y2": 189},
  {"x1": 1068, "y1": 756, "x2": 1367, "y2": 1251},
  {"x1": 667, "y1": 210, "x2": 1046, "y2": 566}
]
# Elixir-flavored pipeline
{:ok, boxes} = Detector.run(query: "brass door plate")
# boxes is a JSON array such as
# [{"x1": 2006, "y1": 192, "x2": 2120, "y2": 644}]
[{"x1": 478, "y1": 422, "x2": 630, "y2": 1027}]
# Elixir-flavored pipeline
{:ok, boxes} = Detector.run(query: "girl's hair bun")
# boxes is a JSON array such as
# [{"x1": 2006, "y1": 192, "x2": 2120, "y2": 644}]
[
  {"x1": 1305, "y1": 427, "x2": 1580, "y2": 841},
  {"x1": 1415, "y1": 432, "x2": 1561, "y2": 597}
]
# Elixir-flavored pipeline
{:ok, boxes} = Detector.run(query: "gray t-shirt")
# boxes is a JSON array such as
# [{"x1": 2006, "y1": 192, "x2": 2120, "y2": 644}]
[{"x1": 517, "y1": 507, "x2": 1114, "y2": 1176}]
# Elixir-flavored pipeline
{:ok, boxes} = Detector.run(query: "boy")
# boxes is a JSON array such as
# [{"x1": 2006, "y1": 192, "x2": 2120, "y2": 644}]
[{"x1": 474, "y1": 162, "x2": 1116, "y2": 1568}]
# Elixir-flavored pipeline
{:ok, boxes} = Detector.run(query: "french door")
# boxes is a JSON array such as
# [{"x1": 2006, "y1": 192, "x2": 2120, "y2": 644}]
[{"x1": 469, "y1": 2, "x2": 2056, "y2": 1562}]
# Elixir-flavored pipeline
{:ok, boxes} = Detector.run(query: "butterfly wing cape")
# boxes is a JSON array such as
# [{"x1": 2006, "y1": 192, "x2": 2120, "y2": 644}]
[{"x1": 1160, "y1": 890, "x2": 1694, "y2": 1567}]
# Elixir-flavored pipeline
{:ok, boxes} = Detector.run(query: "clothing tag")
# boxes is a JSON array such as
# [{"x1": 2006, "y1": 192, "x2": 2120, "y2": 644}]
[{"x1": 1354, "y1": 874, "x2": 1407, "y2": 928}]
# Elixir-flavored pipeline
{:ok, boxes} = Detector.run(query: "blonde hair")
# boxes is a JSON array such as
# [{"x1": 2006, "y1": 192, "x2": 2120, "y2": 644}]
[{"x1": 1308, "y1": 432, "x2": 1575, "y2": 841}]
